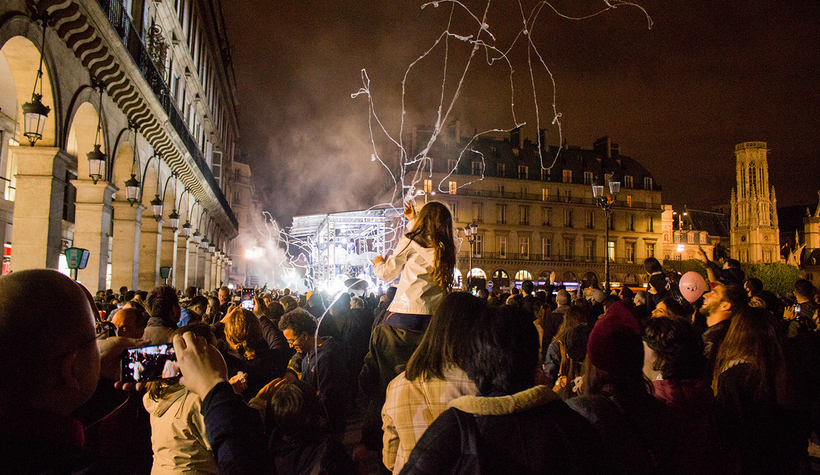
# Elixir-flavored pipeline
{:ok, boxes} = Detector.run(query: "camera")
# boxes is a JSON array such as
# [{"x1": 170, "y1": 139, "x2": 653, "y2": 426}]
[{"x1": 120, "y1": 344, "x2": 180, "y2": 383}]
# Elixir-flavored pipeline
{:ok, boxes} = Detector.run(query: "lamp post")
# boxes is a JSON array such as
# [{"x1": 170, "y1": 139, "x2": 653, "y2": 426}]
[
  {"x1": 463, "y1": 221, "x2": 478, "y2": 290},
  {"x1": 592, "y1": 178, "x2": 620, "y2": 294},
  {"x1": 677, "y1": 243, "x2": 684, "y2": 272}
]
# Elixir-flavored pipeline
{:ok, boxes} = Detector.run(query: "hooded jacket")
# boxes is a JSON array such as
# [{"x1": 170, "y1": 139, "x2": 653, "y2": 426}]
[{"x1": 142, "y1": 386, "x2": 217, "y2": 475}]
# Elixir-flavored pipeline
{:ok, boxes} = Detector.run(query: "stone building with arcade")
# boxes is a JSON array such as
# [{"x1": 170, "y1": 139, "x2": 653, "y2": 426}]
[{"x1": 0, "y1": 0, "x2": 240, "y2": 292}]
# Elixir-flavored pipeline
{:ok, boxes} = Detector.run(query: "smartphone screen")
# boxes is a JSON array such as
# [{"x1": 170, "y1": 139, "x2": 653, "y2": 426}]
[
  {"x1": 120, "y1": 344, "x2": 180, "y2": 383},
  {"x1": 241, "y1": 288, "x2": 254, "y2": 310}
]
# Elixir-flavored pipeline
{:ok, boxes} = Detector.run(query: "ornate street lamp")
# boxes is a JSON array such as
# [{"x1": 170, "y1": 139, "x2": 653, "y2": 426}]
[
  {"x1": 125, "y1": 123, "x2": 140, "y2": 205},
  {"x1": 191, "y1": 229, "x2": 201, "y2": 244},
  {"x1": 463, "y1": 221, "x2": 479, "y2": 290},
  {"x1": 593, "y1": 176, "x2": 621, "y2": 294},
  {"x1": 86, "y1": 82, "x2": 106, "y2": 183},
  {"x1": 22, "y1": 17, "x2": 50, "y2": 146},
  {"x1": 180, "y1": 220, "x2": 191, "y2": 238},
  {"x1": 150, "y1": 194, "x2": 163, "y2": 221}
]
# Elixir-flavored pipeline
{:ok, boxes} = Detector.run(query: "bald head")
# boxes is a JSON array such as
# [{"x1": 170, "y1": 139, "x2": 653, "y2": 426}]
[
  {"x1": 0, "y1": 270, "x2": 99, "y2": 410},
  {"x1": 111, "y1": 307, "x2": 148, "y2": 339}
]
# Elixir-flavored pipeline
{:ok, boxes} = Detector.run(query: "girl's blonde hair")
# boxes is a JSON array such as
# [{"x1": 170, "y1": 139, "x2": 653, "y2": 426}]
[
  {"x1": 404, "y1": 201, "x2": 457, "y2": 293},
  {"x1": 224, "y1": 308, "x2": 263, "y2": 360}
]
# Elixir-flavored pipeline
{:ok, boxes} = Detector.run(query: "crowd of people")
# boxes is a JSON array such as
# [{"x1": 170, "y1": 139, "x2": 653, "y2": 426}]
[{"x1": 1, "y1": 200, "x2": 820, "y2": 475}]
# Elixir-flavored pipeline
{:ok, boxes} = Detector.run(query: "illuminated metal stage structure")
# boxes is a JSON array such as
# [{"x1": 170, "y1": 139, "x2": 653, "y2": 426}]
[{"x1": 289, "y1": 208, "x2": 402, "y2": 292}]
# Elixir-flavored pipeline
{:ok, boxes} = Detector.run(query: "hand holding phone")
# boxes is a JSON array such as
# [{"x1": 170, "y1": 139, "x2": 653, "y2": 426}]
[{"x1": 120, "y1": 344, "x2": 180, "y2": 383}]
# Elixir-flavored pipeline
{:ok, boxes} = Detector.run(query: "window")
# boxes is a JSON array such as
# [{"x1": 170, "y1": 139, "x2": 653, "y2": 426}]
[
  {"x1": 644, "y1": 177, "x2": 653, "y2": 189},
  {"x1": 518, "y1": 165, "x2": 528, "y2": 180},
  {"x1": 448, "y1": 181, "x2": 457, "y2": 194},
  {"x1": 562, "y1": 169, "x2": 572, "y2": 183},
  {"x1": 646, "y1": 243, "x2": 655, "y2": 258},
  {"x1": 564, "y1": 209, "x2": 573, "y2": 228},
  {"x1": 520, "y1": 187, "x2": 527, "y2": 198},
  {"x1": 541, "y1": 168, "x2": 550, "y2": 181},
  {"x1": 423, "y1": 179, "x2": 433, "y2": 193},
  {"x1": 472, "y1": 202, "x2": 483, "y2": 222},
  {"x1": 607, "y1": 241, "x2": 615, "y2": 261},
  {"x1": 472, "y1": 161, "x2": 483, "y2": 175},
  {"x1": 498, "y1": 185, "x2": 505, "y2": 194},
  {"x1": 673, "y1": 232, "x2": 680, "y2": 243},
  {"x1": 473, "y1": 235, "x2": 483, "y2": 257},
  {"x1": 585, "y1": 240, "x2": 595, "y2": 261},
  {"x1": 541, "y1": 236, "x2": 552, "y2": 259},
  {"x1": 700, "y1": 233, "x2": 707, "y2": 244},
  {"x1": 564, "y1": 190, "x2": 571, "y2": 202},
  {"x1": 626, "y1": 195, "x2": 632, "y2": 207},
  {"x1": 497, "y1": 204, "x2": 507, "y2": 224},
  {"x1": 624, "y1": 175, "x2": 634, "y2": 188},
  {"x1": 629, "y1": 214, "x2": 635, "y2": 231},
  {"x1": 498, "y1": 163, "x2": 506, "y2": 178},
  {"x1": 541, "y1": 207, "x2": 551, "y2": 226},
  {"x1": 687, "y1": 232, "x2": 694, "y2": 244},
  {"x1": 664, "y1": 233, "x2": 670, "y2": 243},
  {"x1": 446, "y1": 159, "x2": 457, "y2": 172},
  {"x1": 626, "y1": 242, "x2": 636, "y2": 263},
  {"x1": 647, "y1": 215, "x2": 654, "y2": 232},
  {"x1": 541, "y1": 188, "x2": 549, "y2": 201},
  {"x1": 450, "y1": 202, "x2": 458, "y2": 221},
  {"x1": 763, "y1": 249, "x2": 772, "y2": 262},
  {"x1": 585, "y1": 210, "x2": 594, "y2": 229},
  {"x1": 498, "y1": 236, "x2": 508, "y2": 258},
  {"x1": 520, "y1": 206, "x2": 530, "y2": 225},
  {"x1": 520, "y1": 237, "x2": 530, "y2": 259},
  {"x1": 211, "y1": 151, "x2": 223, "y2": 187},
  {"x1": 584, "y1": 171, "x2": 593, "y2": 185},
  {"x1": 564, "y1": 238, "x2": 574, "y2": 260}
]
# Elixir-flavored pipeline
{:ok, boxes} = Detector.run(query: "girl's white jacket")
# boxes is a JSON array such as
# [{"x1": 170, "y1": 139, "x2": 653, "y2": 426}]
[{"x1": 374, "y1": 235, "x2": 443, "y2": 316}]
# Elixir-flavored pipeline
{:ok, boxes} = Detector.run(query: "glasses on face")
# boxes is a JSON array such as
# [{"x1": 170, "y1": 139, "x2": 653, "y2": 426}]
[{"x1": 286, "y1": 333, "x2": 303, "y2": 347}]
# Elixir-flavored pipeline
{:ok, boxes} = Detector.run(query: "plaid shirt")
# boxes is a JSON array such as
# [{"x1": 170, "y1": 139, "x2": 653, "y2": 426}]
[{"x1": 381, "y1": 366, "x2": 478, "y2": 474}]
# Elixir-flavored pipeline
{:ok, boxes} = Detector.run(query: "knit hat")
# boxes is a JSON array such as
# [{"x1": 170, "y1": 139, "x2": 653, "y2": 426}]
[{"x1": 586, "y1": 301, "x2": 643, "y2": 374}]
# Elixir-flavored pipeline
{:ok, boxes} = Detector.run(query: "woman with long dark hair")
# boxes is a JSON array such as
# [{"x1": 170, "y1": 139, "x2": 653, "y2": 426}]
[
  {"x1": 399, "y1": 305, "x2": 606, "y2": 475},
  {"x1": 372, "y1": 201, "x2": 456, "y2": 323},
  {"x1": 382, "y1": 292, "x2": 483, "y2": 474},
  {"x1": 713, "y1": 306, "x2": 806, "y2": 474}
]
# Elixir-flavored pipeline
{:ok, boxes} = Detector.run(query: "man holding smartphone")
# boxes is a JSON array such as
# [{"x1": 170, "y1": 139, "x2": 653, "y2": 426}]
[{"x1": 0, "y1": 269, "x2": 269, "y2": 474}]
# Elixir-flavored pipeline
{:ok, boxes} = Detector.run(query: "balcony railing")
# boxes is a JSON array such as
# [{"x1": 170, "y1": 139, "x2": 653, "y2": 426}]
[
  {"x1": 458, "y1": 251, "x2": 643, "y2": 265},
  {"x1": 95, "y1": 0, "x2": 237, "y2": 229},
  {"x1": 450, "y1": 187, "x2": 661, "y2": 210}
]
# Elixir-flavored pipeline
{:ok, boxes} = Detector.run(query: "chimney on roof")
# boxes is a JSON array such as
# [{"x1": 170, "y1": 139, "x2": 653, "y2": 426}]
[
  {"x1": 594, "y1": 136, "x2": 612, "y2": 159},
  {"x1": 510, "y1": 126, "x2": 521, "y2": 149},
  {"x1": 538, "y1": 128, "x2": 547, "y2": 153}
]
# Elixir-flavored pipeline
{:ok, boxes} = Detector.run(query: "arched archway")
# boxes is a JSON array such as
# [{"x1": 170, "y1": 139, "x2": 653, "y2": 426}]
[
  {"x1": 66, "y1": 101, "x2": 103, "y2": 182},
  {"x1": 491, "y1": 268, "x2": 510, "y2": 290},
  {"x1": 582, "y1": 271, "x2": 599, "y2": 288},
  {"x1": 561, "y1": 270, "x2": 577, "y2": 283},
  {"x1": 514, "y1": 270, "x2": 532, "y2": 281},
  {"x1": 0, "y1": 34, "x2": 57, "y2": 147}
]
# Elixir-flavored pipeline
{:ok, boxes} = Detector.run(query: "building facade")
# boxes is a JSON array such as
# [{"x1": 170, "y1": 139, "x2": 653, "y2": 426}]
[
  {"x1": 661, "y1": 205, "x2": 730, "y2": 270},
  {"x1": 0, "y1": 0, "x2": 239, "y2": 292},
  {"x1": 412, "y1": 127, "x2": 664, "y2": 290},
  {"x1": 226, "y1": 159, "x2": 261, "y2": 287},
  {"x1": 730, "y1": 141, "x2": 780, "y2": 263}
]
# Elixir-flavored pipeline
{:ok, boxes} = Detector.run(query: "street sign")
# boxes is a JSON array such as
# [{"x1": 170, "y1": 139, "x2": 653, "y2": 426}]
[{"x1": 65, "y1": 248, "x2": 90, "y2": 269}]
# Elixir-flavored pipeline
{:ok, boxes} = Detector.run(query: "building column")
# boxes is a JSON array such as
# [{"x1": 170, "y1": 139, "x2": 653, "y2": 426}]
[
  {"x1": 209, "y1": 252, "x2": 218, "y2": 290},
  {"x1": 160, "y1": 224, "x2": 177, "y2": 287},
  {"x1": 9, "y1": 147, "x2": 74, "y2": 271},
  {"x1": 214, "y1": 256, "x2": 223, "y2": 288},
  {"x1": 203, "y1": 251, "x2": 213, "y2": 291},
  {"x1": 175, "y1": 237, "x2": 190, "y2": 290},
  {"x1": 195, "y1": 246, "x2": 206, "y2": 289},
  {"x1": 188, "y1": 241, "x2": 199, "y2": 290},
  {"x1": 71, "y1": 180, "x2": 116, "y2": 292},
  {"x1": 111, "y1": 202, "x2": 144, "y2": 291},
  {"x1": 138, "y1": 217, "x2": 161, "y2": 290}
]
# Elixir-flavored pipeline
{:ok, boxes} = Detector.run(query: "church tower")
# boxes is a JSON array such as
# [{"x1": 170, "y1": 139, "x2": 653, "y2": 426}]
[{"x1": 730, "y1": 142, "x2": 780, "y2": 263}]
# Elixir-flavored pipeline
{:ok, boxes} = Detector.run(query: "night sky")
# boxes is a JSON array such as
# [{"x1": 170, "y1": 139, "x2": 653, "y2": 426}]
[{"x1": 222, "y1": 0, "x2": 820, "y2": 227}]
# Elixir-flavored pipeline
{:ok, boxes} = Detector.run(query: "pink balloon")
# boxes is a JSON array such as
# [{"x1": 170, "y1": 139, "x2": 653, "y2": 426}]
[{"x1": 679, "y1": 271, "x2": 706, "y2": 303}]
